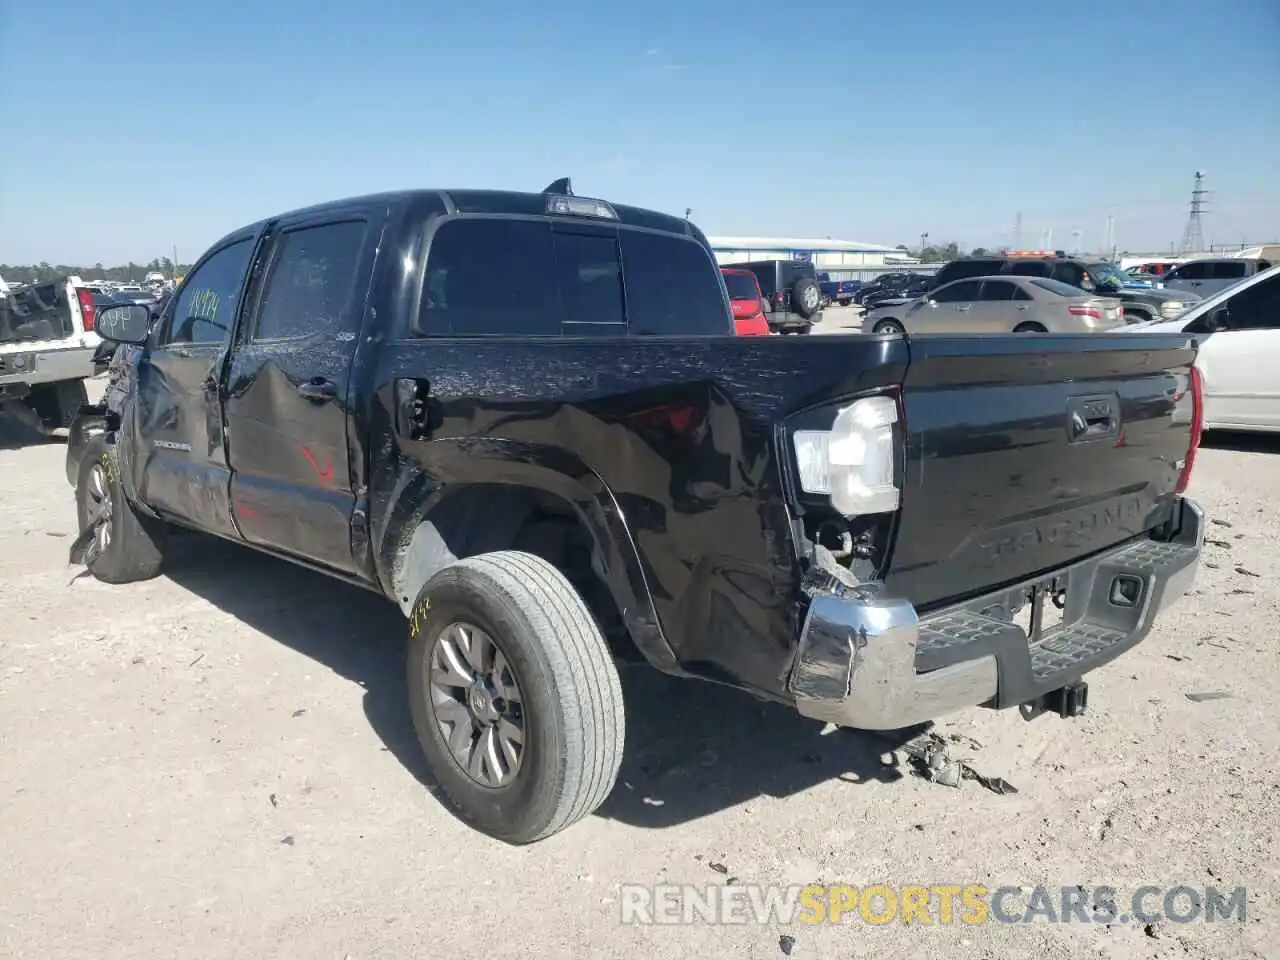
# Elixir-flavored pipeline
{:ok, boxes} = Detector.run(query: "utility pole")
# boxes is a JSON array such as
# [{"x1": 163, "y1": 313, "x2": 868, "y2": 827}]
[
  {"x1": 1103, "y1": 215, "x2": 1115, "y2": 258},
  {"x1": 1179, "y1": 171, "x2": 1207, "y2": 255},
  {"x1": 919, "y1": 231, "x2": 929, "y2": 261},
  {"x1": 1071, "y1": 230, "x2": 1082, "y2": 255},
  {"x1": 1014, "y1": 211, "x2": 1022, "y2": 249}
]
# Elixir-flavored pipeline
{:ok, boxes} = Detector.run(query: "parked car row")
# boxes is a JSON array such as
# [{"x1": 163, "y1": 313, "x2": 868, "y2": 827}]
[
  {"x1": 863, "y1": 275, "x2": 1126, "y2": 335},
  {"x1": 718, "y1": 258, "x2": 824, "y2": 334}
]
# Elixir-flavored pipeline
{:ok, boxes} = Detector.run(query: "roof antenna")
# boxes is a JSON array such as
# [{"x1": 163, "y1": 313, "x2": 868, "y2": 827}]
[{"x1": 542, "y1": 177, "x2": 573, "y2": 196}]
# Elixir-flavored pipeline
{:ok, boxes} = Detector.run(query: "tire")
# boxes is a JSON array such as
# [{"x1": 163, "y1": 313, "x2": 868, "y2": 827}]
[
  {"x1": 791, "y1": 278, "x2": 822, "y2": 319},
  {"x1": 407, "y1": 550, "x2": 625, "y2": 844},
  {"x1": 820, "y1": 295, "x2": 832, "y2": 309},
  {"x1": 837, "y1": 298, "x2": 852, "y2": 307},
  {"x1": 75, "y1": 438, "x2": 166, "y2": 584},
  {"x1": 873, "y1": 319, "x2": 905, "y2": 335},
  {"x1": 1013, "y1": 322, "x2": 1047, "y2": 333},
  {"x1": 26, "y1": 379, "x2": 88, "y2": 437}
]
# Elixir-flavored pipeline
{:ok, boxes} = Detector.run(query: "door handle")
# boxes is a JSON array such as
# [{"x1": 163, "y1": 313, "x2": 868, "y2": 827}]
[
  {"x1": 1016, "y1": 304, "x2": 1029, "y2": 310},
  {"x1": 956, "y1": 305, "x2": 971, "y2": 311},
  {"x1": 296, "y1": 378, "x2": 338, "y2": 402}
]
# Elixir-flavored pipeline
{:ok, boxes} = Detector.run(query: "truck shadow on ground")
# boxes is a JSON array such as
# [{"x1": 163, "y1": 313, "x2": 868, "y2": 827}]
[
  {"x1": 159, "y1": 535, "x2": 915, "y2": 831},
  {"x1": 0, "y1": 414, "x2": 50, "y2": 450}
]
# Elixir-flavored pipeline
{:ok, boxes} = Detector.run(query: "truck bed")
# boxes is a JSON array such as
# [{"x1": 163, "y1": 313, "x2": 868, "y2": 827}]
[{"x1": 1, "y1": 281, "x2": 77, "y2": 344}]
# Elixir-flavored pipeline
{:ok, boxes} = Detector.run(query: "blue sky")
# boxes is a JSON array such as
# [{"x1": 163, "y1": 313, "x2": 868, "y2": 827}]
[{"x1": 2, "y1": 0, "x2": 1277, "y2": 264}]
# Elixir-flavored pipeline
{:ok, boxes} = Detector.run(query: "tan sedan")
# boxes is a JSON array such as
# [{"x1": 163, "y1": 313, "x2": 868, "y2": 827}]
[{"x1": 862, "y1": 275, "x2": 1126, "y2": 335}]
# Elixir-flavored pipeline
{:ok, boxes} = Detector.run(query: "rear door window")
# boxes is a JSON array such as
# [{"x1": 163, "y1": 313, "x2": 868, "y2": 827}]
[
  {"x1": 978, "y1": 279, "x2": 1017, "y2": 301},
  {"x1": 621, "y1": 229, "x2": 731, "y2": 336},
  {"x1": 1209, "y1": 260, "x2": 1248, "y2": 280},
  {"x1": 933, "y1": 280, "x2": 982, "y2": 303},
  {"x1": 251, "y1": 220, "x2": 367, "y2": 341}
]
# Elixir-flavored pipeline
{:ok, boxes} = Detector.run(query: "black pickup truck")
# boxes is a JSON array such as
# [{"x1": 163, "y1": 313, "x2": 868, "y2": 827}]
[{"x1": 67, "y1": 181, "x2": 1206, "y2": 844}]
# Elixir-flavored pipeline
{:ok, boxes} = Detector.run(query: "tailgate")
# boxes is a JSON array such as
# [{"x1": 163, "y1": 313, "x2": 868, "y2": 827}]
[
  {"x1": 0, "y1": 282, "x2": 76, "y2": 344},
  {"x1": 885, "y1": 333, "x2": 1196, "y2": 610}
]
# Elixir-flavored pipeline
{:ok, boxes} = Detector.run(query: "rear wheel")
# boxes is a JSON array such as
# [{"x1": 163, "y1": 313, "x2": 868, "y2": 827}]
[
  {"x1": 407, "y1": 551, "x2": 625, "y2": 844},
  {"x1": 1013, "y1": 322, "x2": 1047, "y2": 333},
  {"x1": 873, "y1": 319, "x2": 905, "y2": 335}
]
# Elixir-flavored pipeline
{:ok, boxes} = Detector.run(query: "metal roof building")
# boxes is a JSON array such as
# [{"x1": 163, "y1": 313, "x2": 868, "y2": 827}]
[{"x1": 708, "y1": 236, "x2": 918, "y2": 271}]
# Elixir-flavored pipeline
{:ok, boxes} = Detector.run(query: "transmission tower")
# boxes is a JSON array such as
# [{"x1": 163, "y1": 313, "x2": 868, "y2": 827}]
[{"x1": 1179, "y1": 171, "x2": 1208, "y2": 254}]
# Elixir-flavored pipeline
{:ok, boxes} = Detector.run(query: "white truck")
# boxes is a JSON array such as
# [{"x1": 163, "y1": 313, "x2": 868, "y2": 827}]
[{"x1": 0, "y1": 273, "x2": 100, "y2": 438}]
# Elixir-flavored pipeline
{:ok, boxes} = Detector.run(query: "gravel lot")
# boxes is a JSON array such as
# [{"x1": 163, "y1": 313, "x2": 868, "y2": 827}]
[{"x1": 1, "y1": 375, "x2": 1276, "y2": 960}]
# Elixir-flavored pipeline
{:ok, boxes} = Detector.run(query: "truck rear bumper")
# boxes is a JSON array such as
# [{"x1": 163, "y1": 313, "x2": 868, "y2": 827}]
[
  {"x1": 0, "y1": 345, "x2": 97, "y2": 388},
  {"x1": 789, "y1": 497, "x2": 1204, "y2": 730}
]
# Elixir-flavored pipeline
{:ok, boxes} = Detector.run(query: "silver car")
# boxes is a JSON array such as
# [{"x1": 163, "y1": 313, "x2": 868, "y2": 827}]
[
  {"x1": 1160, "y1": 257, "x2": 1273, "y2": 298},
  {"x1": 861, "y1": 275, "x2": 1126, "y2": 335}
]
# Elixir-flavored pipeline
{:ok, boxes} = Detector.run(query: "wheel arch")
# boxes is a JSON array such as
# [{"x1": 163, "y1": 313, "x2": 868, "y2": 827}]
[{"x1": 374, "y1": 439, "x2": 680, "y2": 673}]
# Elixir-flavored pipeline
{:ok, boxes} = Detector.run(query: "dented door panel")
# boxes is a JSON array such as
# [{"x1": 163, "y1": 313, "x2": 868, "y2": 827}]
[{"x1": 134, "y1": 343, "x2": 239, "y2": 537}]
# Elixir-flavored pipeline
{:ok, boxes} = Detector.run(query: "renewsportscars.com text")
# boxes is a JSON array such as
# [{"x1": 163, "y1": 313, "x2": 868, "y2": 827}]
[{"x1": 619, "y1": 883, "x2": 1247, "y2": 926}]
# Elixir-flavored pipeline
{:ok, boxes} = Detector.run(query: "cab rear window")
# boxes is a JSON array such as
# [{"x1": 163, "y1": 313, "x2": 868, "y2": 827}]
[{"x1": 415, "y1": 217, "x2": 730, "y2": 337}]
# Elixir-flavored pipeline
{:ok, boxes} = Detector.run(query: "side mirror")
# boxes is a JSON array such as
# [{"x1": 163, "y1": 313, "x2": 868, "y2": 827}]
[
  {"x1": 1206, "y1": 305, "x2": 1230, "y2": 331},
  {"x1": 925, "y1": 299, "x2": 937, "y2": 308},
  {"x1": 95, "y1": 303, "x2": 152, "y2": 345},
  {"x1": 1097, "y1": 282, "x2": 1119, "y2": 294}
]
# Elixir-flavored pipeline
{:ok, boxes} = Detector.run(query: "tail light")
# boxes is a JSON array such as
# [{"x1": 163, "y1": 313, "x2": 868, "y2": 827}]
[
  {"x1": 773, "y1": 290, "x2": 786, "y2": 305},
  {"x1": 1068, "y1": 304, "x2": 1102, "y2": 320},
  {"x1": 1174, "y1": 365, "x2": 1203, "y2": 494},
  {"x1": 735, "y1": 315, "x2": 770, "y2": 336},
  {"x1": 792, "y1": 394, "x2": 901, "y2": 516},
  {"x1": 76, "y1": 288, "x2": 97, "y2": 332}
]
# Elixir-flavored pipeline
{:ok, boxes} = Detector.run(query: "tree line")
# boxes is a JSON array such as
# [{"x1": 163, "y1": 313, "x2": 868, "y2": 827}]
[
  {"x1": 0, "y1": 258, "x2": 193, "y2": 284},
  {"x1": 895, "y1": 242, "x2": 995, "y2": 262}
]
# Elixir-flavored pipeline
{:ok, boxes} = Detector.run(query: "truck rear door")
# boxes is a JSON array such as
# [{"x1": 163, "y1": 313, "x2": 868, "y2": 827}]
[
  {"x1": 222, "y1": 207, "x2": 382, "y2": 578},
  {"x1": 884, "y1": 333, "x2": 1197, "y2": 611}
]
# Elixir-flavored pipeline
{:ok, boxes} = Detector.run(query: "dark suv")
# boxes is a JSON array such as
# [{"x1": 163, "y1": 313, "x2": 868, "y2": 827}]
[
  {"x1": 928, "y1": 254, "x2": 1198, "y2": 323},
  {"x1": 719, "y1": 259, "x2": 823, "y2": 333}
]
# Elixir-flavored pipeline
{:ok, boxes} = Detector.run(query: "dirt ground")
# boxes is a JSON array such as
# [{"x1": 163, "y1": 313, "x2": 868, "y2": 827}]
[{"x1": 1, "y1": 377, "x2": 1276, "y2": 960}]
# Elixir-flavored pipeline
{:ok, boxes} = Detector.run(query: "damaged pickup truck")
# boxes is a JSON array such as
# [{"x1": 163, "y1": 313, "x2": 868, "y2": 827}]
[
  {"x1": 1, "y1": 274, "x2": 100, "y2": 437},
  {"x1": 67, "y1": 181, "x2": 1205, "y2": 844}
]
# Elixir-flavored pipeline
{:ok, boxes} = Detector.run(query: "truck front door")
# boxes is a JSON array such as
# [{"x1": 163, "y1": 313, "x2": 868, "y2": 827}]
[
  {"x1": 221, "y1": 211, "x2": 379, "y2": 577},
  {"x1": 132, "y1": 235, "x2": 257, "y2": 536}
]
